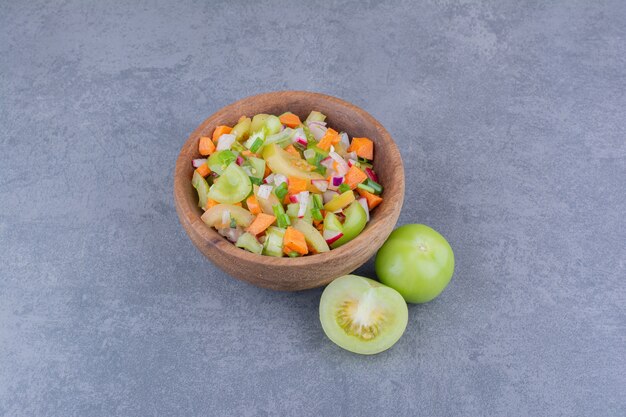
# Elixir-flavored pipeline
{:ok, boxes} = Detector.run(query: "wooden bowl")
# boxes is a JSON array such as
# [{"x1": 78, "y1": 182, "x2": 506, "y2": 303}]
[{"x1": 174, "y1": 91, "x2": 404, "y2": 291}]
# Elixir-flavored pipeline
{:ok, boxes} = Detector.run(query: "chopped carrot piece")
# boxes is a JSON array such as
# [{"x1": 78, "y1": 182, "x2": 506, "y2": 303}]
[
  {"x1": 283, "y1": 226, "x2": 308, "y2": 255},
  {"x1": 195, "y1": 163, "x2": 211, "y2": 178},
  {"x1": 246, "y1": 213, "x2": 276, "y2": 236},
  {"x1": 316, "y1": 222, "x2": 324, "y2": 232},
  {"x1": 357, "y1": 189, "x2": 383, "y2": 209},
  {"x1": 204, "y1": 199, "x2": 219, "y2": 210},
  {"x1": 317, "y1": 128, "x2": 340, "y2": 151},
  {"x1": 279, "y1": 113, "x2": 301, "y2": 128},
  {"x1": 212, "y1": 125, "x2": 232, "y2": 143},
  {"x1": 263, "y1": 164, "x2": 272, "y2": 178},
  {"x1": 348, "y1": 137, "x2": 374, "y2": 160},
  {"x1": 288, "y1": 177, "x2": 307, "y2": 196},
  {"x1": 199, "y1": 136, "x2": 216, "y2": 156},
  {"x1": 233, "y1": 202, "x2": 242, "y2": 207},
  {"x1": 283, "y1": 194, "x2": 291, "y2": 205},
  {"x1": 284, "y1": 144, "x2": 300, "y2": 157},
  {"x1": 344, "y1": 165, "x2": 368, "y2": 189},
  {"x1": 246, "y1": 195, "x2": 261, "y2": 215}
]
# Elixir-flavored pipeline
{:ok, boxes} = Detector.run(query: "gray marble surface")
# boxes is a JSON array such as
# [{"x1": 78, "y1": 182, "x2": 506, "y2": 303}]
[{"x1": 1, "y1": 1, "x2": 624, "y2": 416}]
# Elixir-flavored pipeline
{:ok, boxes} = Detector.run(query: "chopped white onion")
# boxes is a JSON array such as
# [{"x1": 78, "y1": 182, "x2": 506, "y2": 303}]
[
  {"x1": 216, "y1": 133, "x2": 236, "y2": 151},
  {"x1": 257, "y1": 184, "x2": 273, "y2": 200},
  {"x1": 346, "y1": 151, "x2": 357, "y2": 160}
]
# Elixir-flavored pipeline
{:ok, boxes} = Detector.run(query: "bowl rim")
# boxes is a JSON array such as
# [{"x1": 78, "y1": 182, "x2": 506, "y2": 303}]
[{"x1": 174, "y1": 90, "x2": 404, "y2": 267}]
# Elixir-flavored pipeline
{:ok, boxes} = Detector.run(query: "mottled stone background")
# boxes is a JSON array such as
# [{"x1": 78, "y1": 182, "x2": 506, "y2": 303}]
[{"x1": 1, "y1": 1, "x2": 624, "y2": 416}]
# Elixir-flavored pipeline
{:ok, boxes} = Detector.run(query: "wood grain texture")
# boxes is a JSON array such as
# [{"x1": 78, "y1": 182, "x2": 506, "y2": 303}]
[{"x1": 174, "y1": 91, "x2": 404, "y2": 291}]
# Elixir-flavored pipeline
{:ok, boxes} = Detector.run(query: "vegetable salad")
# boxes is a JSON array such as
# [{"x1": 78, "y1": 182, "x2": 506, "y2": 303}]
[{"x1": 191, "y1": 111, "x2": 383, "y2": 257}]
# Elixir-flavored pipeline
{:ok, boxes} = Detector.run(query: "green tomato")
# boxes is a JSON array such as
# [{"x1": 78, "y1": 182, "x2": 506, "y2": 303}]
[
  {"x1": 207, "y1": 163, "x2": 251, "y2": 204},
  {"x1": 262, "y1": 144, "x2": 324, "y2": 180},
  {"x1": 375, "y1": 224, "x2": 454, "y2": 304},
  {"x1": 330, "y1": 201, "x2": 367, "y2": 248},
  {"x1": 319, "y1": 275, "x2": 408, "y2": 355},
  {"x1": 207, "y1": 150, "x2": 236, "y2": 175}
]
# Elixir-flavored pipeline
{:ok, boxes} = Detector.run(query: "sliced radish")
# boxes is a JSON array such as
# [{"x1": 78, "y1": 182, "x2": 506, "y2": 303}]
[
  {"x1": 216, "y1": 133, "x2": 236, "y2": 151},
  {"x1": 323, "y1": 229, "x2": 343, "y2": 245},
  {"x1": 295, "y1": 137, "x2": 307, "y2": 147},
  {"x1": 236, "y1": 155, "x2": 244, "y2": 165},
  {"x1": 257, "y1": 184, "x2": 273, "y2": 200},
  {"x1": 289, "y1": 194, "x2": 299, "y2": 203},
  {"x1": 347, "y1": 159, "x2": 357, "y2": 167},
  {"x1": 364, "y1": 167, "x2": 379, "y2": 183},
  {"x1": 264, "y1": 173, "x2": 275, "y2": 184},
  {"x1": 358, "y1": 197, "x2": 370, "y2": 222},
  {"x1": 192, "y1": 158, "x2": 207, "y2": 168},
  {"x1": 311, "y1": 179, "x2": 328, "y2": 192},
  {"x1": 297, "y1": 191, "x2": 309, "y2": 218},
  {"x1": 273, "y1": 174, "x2": 288, "y2": 187}
]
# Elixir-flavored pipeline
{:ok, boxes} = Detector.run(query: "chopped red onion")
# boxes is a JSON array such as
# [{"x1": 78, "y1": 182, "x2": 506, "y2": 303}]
[
  {"x1": 289, "y1": 194, "x2": 299, "y2": 203},
  {"x1": 236, "y1": 155, "x2": 244, "y2": 165},
  {"x1": 332, "y1": 176, "x2": 344, "y2": 186}
]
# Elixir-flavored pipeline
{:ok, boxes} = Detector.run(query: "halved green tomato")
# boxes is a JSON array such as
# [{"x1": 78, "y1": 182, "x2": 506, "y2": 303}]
[
  {"x1": 292, "y1": 219, "x2": 329, "y2": 253},
  {"x1": 200, "y1": 204, "x2": 254, "y2": 228},
  {"x1": 207, "y1": 163, "x2": 251, "y2": 204},
  {"x1": 262, "y1": 144, "x2": 324, "y2": 180},
  {"x1": 250, "y1": 114, "x2": 269, "y2": 133},
  {"x1": 207, "y1": 150, "x2": 237, "y2": 175},
  {"x1": 330, "y1": 201, "x2": 367, "y2": 248},
  {"x1": 319, "y1": 275, "x2": 408, "y2": 355},
  {"x1": 191, "y1": 170, "x2": 210, "y2": 209}
]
